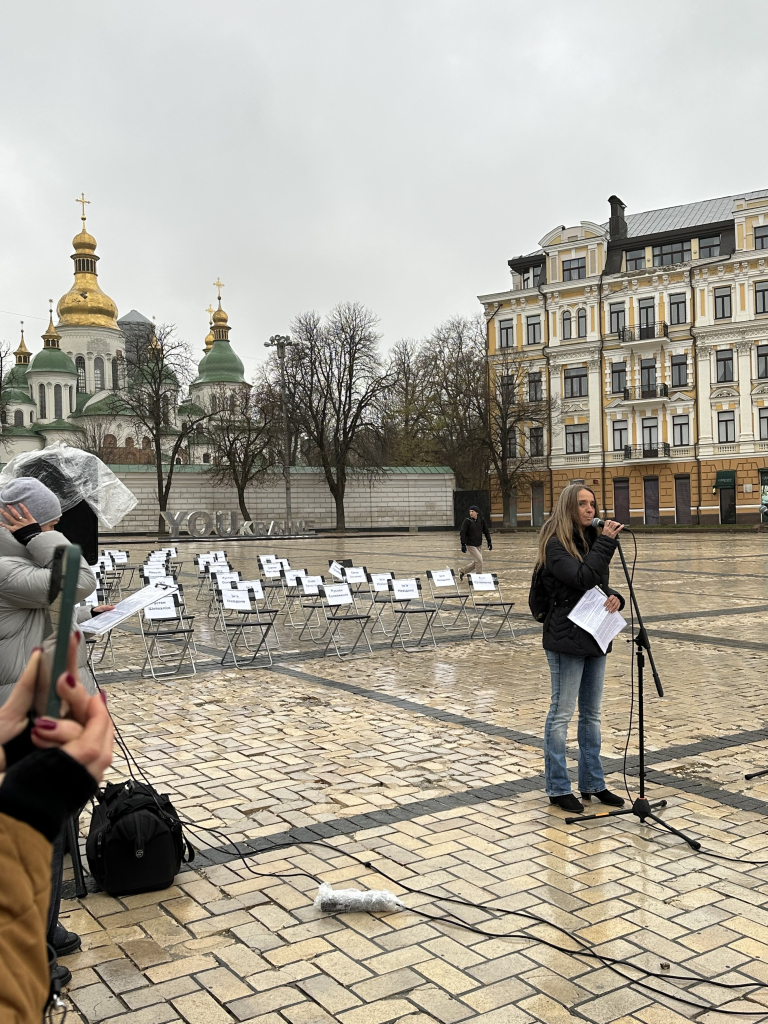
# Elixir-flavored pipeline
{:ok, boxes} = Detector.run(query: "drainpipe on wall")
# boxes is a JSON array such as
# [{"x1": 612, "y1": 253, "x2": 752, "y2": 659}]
[
  {"x1": 537, "y1": 279, "x2": 554, "y2": 517},
  {"x1": 485, "y1": 302, "x2": 502, "y2": 523},
  {"x1": 688, "y1": 266, "x2": 702, "y2": 523}
]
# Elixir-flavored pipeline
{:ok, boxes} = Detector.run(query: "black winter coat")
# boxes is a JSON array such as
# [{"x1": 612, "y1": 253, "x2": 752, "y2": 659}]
[
  {"x1": 460, "y1": 516, "x2": 491, "y2": 548},
  {"x1": 542, "y1": 525, "x2": 625, "y2": 658}
]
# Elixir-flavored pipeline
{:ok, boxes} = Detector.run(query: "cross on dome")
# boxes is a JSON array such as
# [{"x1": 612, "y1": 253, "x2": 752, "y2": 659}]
[
  {"x1": 75, "y1": 192, "x2": 90, "y2": 220},
  {"x1": 213, "y1": 278, "x2": 225, "y2": 301}
]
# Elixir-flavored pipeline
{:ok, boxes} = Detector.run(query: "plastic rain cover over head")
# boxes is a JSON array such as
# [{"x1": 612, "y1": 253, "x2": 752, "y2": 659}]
[{"x1": 0, "y1": 443, "x2": 138, "y2": 528}]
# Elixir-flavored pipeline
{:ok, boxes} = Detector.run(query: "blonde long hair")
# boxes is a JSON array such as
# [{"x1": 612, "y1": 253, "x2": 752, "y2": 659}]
[{"x1": 536, "y1": 483, "x2": 599, "y2": 567}]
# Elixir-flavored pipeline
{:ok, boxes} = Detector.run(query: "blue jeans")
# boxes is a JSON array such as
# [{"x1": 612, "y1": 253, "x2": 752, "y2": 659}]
[{"x1": 544, "y1": 651, "x2": 607, "y2": 797}]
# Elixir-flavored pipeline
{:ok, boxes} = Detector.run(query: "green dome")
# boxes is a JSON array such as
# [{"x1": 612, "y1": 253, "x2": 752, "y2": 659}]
[
  {"x1": 193, "y1": 340, "x2": 245, "y2": 385},
  {"x1": 4, "y1": 387, "x2": 35, "y2": 407},
  {"x1": 4, "y1": 364, "x2": 29, "y2": 390},
  {"x1": 29, "y1": 347, "x2": 77, "y2": 375}
]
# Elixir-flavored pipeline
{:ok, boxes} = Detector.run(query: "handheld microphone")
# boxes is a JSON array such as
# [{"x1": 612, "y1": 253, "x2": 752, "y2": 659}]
[{"x1": 591, "y1": 517, "x2": 606, "y2": 528}]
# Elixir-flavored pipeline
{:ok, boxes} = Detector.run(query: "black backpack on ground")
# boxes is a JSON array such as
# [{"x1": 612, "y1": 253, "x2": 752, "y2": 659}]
[
  {"x1": 86, "y1": 780, "x2": 194, "y2": 896},
  {"x1": 528, "y1": 563, "x2": 550, "y2": 623}
]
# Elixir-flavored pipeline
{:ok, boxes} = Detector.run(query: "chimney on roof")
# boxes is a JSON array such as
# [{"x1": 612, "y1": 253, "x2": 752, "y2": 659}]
[{"x1": 608, "y1": 195, "x2": 627, "y2": 240}]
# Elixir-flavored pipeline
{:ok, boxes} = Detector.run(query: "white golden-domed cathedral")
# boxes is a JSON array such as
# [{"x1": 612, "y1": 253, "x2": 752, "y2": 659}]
[{"x1": 2, "y1": 196, "x2": 247, "y2": 463}]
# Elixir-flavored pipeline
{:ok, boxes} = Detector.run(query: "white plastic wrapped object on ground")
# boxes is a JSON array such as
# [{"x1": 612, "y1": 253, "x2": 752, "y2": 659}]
[
  {"x1": 0, "y1": 443, "x2": 138, "y2": 528},
  {"x1": 314, "y1": 882, "x2": 405, "y2": 914}
]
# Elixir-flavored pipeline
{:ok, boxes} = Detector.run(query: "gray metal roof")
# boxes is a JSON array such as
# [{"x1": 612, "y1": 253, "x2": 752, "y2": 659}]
[
  {"x1": 605, "y1": 189, "x2": 768, "y2": 239},
  {"x1": 117, "y1": 309, "x2": 153, "y2": 325}
]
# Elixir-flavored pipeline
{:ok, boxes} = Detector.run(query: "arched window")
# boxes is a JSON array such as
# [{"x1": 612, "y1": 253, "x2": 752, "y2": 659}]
[
  {"x1": 112, "y1": 358, "x2": 119, "y2": 391},
  {"x1": 13, "y1": 410, "x2": 22, "y2": 427},
  {"x1": 76, "y1": 356, "x2": 86, "y2": 393},
  {"x1": 104, "y1": 434, "x2": 117, "y2": 450},
  {"x1": 29, "y1": 411, "x2": 34, "y2": 424},
  {"x1": 54, "y1": 384, "x2": 63, "y2": 419},
  {"x1": 175, "y1": 457, "x2": 182, "y2": 465},
  {"x1": 38, "y1": 384, "x2": 47, "y2": 419},
  {"x1": 0, "y1": 409, "x2": 6, "y2": 424},
  {"x1": 94, "y1": 357, "x2": 105, "y2": 391},
  {"x1": 210, "y1": 394, "x2": 217, "y2": 414},
  {"x1": 68, "y1": 386, "x2": 73, "y2": 413},
  {"x1": 562, "y1": 311, "x2": 572, "y2": 340},
  {"x1": 577, "y1": 308, "x2": 587, "y2": 338},
  {"x1": 202, "y1": 452, "x2": 210, "y2": 464},
  {"x1": 162, "y1": 394, "x2": 170, "y2": 426},
  {"x1": 142, "y1": 436, "x2": 151, "y2": 450}
]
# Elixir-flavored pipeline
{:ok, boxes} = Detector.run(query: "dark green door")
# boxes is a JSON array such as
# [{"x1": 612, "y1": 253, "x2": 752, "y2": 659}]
[{"x1": 720, "y1": 487, "x2": 736, "y2": 524}]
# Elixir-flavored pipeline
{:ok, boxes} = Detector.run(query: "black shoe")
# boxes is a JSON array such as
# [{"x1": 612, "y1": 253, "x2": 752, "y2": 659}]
[
  {"x1": 549, "y1": 794, "x2": 584, "y2": 813},
  {"x1": 54, "y1": 929, "x2": 81, "y2": 957},
  {"x1": 50, "y1": 963, "x2": 72, "y2": 988},
  {"x1": 581, "y1": 789, "x2": 625, "y2": 807},
  {"x1": 459, "y1": 570, "x2": 465, "y2": 581}
]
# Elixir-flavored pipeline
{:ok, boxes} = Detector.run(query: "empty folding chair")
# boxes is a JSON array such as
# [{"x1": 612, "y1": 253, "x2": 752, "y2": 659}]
[
  {"x1": 467, "y1": 573, "x2": 516, "y2": 642},
  {"x1": 315, "y1": 582, "x2": 372, "y2": 660},
  {"x1": 219, "y1": 581, "x2": 277, "y2": 667},
  {"x1": 388, "y1": 577, "x2": 438, "y2": 652},
  {"x1": 280, "y1": 568, "x2": 309, "y2": 627},
  {"x1": 425, "y1": 568, "x2": 472, "y2": 633},
  {"x1": 363, "y1": 571, "x2": 397, "y2": 637},
  {"x1": 139, "y1": 590, "x2": 197, "y2": 679},
  {"x1": 296, "y1": 575, "x2": 328, "y2": 642}
]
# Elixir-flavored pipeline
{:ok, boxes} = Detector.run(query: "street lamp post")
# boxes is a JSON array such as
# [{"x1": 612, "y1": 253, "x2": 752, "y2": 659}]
[{"x1": 264, "y1": 334, "x2": 294, "y2": 525}]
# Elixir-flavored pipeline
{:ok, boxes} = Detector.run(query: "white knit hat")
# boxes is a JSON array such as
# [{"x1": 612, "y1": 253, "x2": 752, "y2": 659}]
[{"x1": 0, "y1": 477, "x2": 62, "y2": 525}]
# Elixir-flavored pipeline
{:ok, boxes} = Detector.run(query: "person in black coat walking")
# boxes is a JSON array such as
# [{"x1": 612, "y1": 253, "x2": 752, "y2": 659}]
[
  {"x1": 459, "y1": 505, "x2": 492, "y2": 580},
  {"x1": 537, "y1": 483, "x2": 626, "y2": 814}
]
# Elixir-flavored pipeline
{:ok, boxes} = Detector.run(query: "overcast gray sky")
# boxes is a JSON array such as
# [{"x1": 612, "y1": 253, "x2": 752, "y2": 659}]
[{"x1": 2, "y1": 0, "x2": 768, "y2": 380}]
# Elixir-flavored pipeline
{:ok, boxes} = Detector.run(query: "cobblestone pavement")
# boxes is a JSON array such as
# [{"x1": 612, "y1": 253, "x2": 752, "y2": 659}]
[{"x1": 54, "y1": 531, "x2": 768, "y2": 1023}]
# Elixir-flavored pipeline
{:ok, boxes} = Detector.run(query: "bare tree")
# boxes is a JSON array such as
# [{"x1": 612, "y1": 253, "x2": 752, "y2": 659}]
[
  {"x1": 275, "y1": 302, "x2": 390, "y2": 530},
  {"x1": 70, "y1": 410, "x2": 121, "y2": 463},
  {"x1": 480, "y1": 346, "x2": 553, "y2": 527},
  {"x1": 0, "y1": 340, "x2": 14, "y2": 447},
  {"x1": 116, "y1": 324, "x2": 212, "y2": 532},
  {"x1": 203, "y1": 384, "x2": 279, "y2": 520},
  {"x1": 377, "y1": 339, "x2": 436, "y2": 465},
  {"x1": 420, "y1": 315, "x2": 488, "y2": 489}
]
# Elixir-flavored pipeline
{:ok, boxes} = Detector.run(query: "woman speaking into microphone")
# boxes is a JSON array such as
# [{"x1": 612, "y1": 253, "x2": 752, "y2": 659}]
[{"x1": 537, "y1": 483, "x2": 626, "y2": 814}]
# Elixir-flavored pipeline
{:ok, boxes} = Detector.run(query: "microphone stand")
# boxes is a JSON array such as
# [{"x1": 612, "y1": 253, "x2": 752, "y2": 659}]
[{"x1": 565, "y1": 530, "x2": 701, "y2": 850}]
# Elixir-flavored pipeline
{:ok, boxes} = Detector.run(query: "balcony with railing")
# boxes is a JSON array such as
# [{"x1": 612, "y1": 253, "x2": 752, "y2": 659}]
[
  {"x1": 611, "y1": 443, "x2": 671, "y2": 462},
  {"x1": 619, "y1": 321, "x2": 669, "y2": 344},
  {"x1": 622, "y1": 384, "x2": 669, "y2": 402}
]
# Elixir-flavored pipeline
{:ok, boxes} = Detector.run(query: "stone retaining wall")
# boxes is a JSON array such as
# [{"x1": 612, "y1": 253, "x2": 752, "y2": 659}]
[{"x1": 101, "y1": 466, "x2": 455, "y2": 534}]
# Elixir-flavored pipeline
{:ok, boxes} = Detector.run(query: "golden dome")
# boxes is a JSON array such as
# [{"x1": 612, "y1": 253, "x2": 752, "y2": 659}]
[
  {"x1": 212, "y1": 302, "x2": 228, "y2": 325},
  {"x1": 42, "y1": 305, "x2": 62, "y2": 348},
  {"x1": 14, "y1": 325, "x2": 30, "y2": 363},
  {"x1": 56, "y1": 205, "x2": 119, "y2": 330}
]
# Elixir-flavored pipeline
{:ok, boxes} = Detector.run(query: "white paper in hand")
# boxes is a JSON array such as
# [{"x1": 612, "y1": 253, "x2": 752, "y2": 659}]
[{"x1": 567, "y1": 587, "x2": 626, "y2": 653}]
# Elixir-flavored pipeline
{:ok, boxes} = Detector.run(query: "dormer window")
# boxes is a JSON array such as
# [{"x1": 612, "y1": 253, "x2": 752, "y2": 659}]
[
  {"x1": 562, "y1": 257, "x2": 586, "y2": 281},
  {"x1": 755, "y1": 226, "x2": 768, "y2": 250},
  {"x1": 699, "y1": 235, "x2": 720, "y2": 258},
  {"x1": 653, "y1": 240, "x2": 691, "y2": 266},
  {"x1": 626, "y1": 248, "x2": 645, "y2": 270},
  {"x1": 521, "y1": 266, "x2": 541, "y2": 289}
]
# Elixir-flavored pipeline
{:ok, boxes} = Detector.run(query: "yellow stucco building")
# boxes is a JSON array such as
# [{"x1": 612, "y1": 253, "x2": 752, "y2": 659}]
[{"x1": 479, "y1": 191, "x2": 768, "y2": 525}]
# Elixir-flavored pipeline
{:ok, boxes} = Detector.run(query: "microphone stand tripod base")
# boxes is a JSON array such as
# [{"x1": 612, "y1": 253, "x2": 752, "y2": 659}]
[
  {"x1": 566, "y1": 797, "x2": 701, "y2": 850},
  {"x1": 744, "y1": 768, "x2": 768, "y2": 781}
]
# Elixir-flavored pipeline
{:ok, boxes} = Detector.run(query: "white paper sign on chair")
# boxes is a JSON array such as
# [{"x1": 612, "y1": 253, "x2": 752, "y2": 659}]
[
  {"x1": 262, "y1": 563, "x2": 282, "y2": 578},
  {"x1": 370, "y1": 572, "x2": 392, "y2": 592},
  {"x1": 344, "y1": 567, "x2": 367, "y2": 584},
  {"x1": 323, "y1": 583, "x2": 352, "y2": 606},
  {"x1": 329, "y1": 560, "x2": 344, "y2": 580},
  {"x1": 470, "y1": 573, "x2": 495, "y2": 591},
  {"x1": 301, "y1": 575, "x2": 324, "y2": 596},
  {"x1": 431, "y1": 569, "x2": 454, "y2": 588},
  {"x1": 222, "y1": 588, "x2": 251, "y2": 611},
  {"x1": 392, "y1": 578, "x2": 419, "y2": 600},
  {"x1": 284, "y1": 569, "x2": 307, "y2": 586}
]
